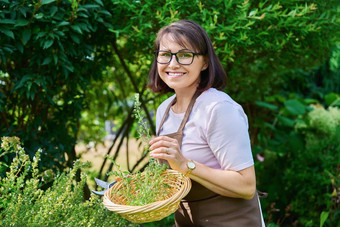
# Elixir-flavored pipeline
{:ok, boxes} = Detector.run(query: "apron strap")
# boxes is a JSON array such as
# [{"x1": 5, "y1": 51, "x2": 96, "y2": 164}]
[
  {"x1": 157, "y1": 97, "x2": 177, "y2": 136},
  {"x1": 157, "y1": 90, "x2": 201, "y2": 139},
  {"x1": 177, "y1": 90, "x2": 201, "y2": 133}
]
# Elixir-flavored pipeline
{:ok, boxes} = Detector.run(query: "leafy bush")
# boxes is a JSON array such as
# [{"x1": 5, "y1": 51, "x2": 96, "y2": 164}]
[
  {"x1": 254, "y1": 95, "x2": 340, "y2": 226},
  {"x1": 0, "y1": 0, "x2": 116, "y2": 170},
  {"x1": 0, "y1": 136, "x2": 132, "y2": 226}
]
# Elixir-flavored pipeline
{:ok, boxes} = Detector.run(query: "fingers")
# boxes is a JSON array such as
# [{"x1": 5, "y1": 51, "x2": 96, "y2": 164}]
[
  {"x1": 149, "y1": 135, "x2": 176, "y2": 146},
  {"x1": 149, "y1": 136, "x2": 183, "y2": 167},
  {"x1": 149, "y1": 147, "x2": 168, "y2": 154},
  {"x1": 149, "y1": 136, "x2": 178, "y2": 150},
  {"x1": 149, "y1": 147, "x2": 171, "y2": 159},
  {"x1": 149, "y1": 140, "x2": 172, "y2": 151}
]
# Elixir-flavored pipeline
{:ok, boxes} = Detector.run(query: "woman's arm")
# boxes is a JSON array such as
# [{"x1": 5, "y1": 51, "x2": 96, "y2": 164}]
[
  {"x1": 186, "y1": 160, "x2": 256, "y2": 200},
  {"x1": 149, "y1": 136, "x2": 256, "y2": 200}
]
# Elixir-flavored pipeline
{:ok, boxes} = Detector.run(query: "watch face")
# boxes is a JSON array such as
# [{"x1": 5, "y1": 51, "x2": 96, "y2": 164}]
[{"x1": 188, "y1": 161, "x2": 195, "y2": 169}]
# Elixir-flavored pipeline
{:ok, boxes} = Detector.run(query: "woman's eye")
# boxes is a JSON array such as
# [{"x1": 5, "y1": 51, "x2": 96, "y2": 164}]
[
  {"x1": 178, "y1": 53, "x2": 193, "y2": 58},
  {"x1": 159, "y1": 52, "x2": 171, "y2": 57}
]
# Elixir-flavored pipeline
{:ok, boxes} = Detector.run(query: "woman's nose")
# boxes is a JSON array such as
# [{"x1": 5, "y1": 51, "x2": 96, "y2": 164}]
[{"x1": 168, "y1": 55, "x2": 180, "y2": 68}]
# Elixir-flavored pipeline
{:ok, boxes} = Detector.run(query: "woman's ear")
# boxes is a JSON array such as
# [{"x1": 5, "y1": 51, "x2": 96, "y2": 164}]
[{"x1": 202, "y1": 57, "x2": 209, "y2": 71}]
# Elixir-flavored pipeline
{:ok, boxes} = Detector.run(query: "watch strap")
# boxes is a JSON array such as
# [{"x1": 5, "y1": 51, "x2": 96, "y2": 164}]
[
  {"x1": 184, "y1": 160, "x2": 195, "y2": 177},
  {"x1": 184, "y1": 168, "x2": 193, "y2": 177}
]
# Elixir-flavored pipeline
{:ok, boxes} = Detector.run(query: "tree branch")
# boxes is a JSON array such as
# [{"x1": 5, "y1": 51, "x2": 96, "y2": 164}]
[{"x1": 110, "y1": 41, "x2": 156, "y2": 135}]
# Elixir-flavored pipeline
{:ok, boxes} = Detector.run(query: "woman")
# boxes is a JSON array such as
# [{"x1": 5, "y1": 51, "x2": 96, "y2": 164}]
[{"x1": 148, "y1": 20, "x2": 264, "y2": 227}]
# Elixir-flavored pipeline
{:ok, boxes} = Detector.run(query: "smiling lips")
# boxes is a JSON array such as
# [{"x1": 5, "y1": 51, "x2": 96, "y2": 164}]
[{"x1": 167, "y1": 72, "x2": 186, "y2": 78}]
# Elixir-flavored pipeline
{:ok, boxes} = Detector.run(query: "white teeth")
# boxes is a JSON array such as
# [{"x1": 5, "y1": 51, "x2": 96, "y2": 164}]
[{"x1": 168, "y1": 72, "x2": 184, "y2": 76}]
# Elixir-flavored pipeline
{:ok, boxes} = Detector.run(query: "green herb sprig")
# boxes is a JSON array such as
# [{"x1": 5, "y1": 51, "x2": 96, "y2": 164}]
[
  {"x1": 106, "y1": 94, "x2": 170, "y2": 206},
  {"x1": 133, "y1": 93, "x2": 151, "y2": 156}
]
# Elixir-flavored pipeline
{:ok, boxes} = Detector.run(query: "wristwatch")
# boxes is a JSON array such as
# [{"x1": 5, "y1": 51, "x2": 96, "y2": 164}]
[{"x1": 185, "y1": 160, "x2": 196, "y2": 177}]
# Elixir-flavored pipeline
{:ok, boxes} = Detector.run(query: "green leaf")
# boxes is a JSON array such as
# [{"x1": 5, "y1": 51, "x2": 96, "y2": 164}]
[
  {"x1": 58, "y1": 21, "x2": 69, "y2": 26},
  {"x1": 42, "y1": 57, "x2": 52, "y2": 65},
  {"x1": 304, "y1": 98, "x2": 318, "y2": 105},
  {"x1": 83, "y1": 4, "x2": 100, "y2": 9},
  {"x1": 50, "y1": 6, "x2": 58, "y2": 16},
  {"x1": 330, "y1": 98, "x2": 340, "y2": 107},
  {"x1": 53, "y1": 55, "x2": 58, "y2": 64},
  {"x1": 249, "y1": 10, "x2": 257, "y2": 17},
  {"x1": 19, "y1": 8, "x2": 27, "y2": 17},
  {"x1": 0, "y1": 19, "x2": 15, "y2": 24},
  {"x1": 71, "y1": 25, "x2": 82, "y2": 34},
  {"x1": 94, "y1": 0, "x2": 104, "y2": 6},
  {"x1": 255, "y1": 101, "x2": 278, "y2": 111},
  {"x1": 324, "y1": 93, "x2": 339, "y2": 106},
  {"x1": 64, "y1": 64, "x2": 74, "y2": 72},
  {"x1": 13, "y1": 75, "x2": 31, "y2": 90},
  {"x1": 35, "y1": 32, "x2": 45, "y2": 40},
  {"x1": 78, "y1": 23, "x2": 90, "y2": 32},
  {"x1": 41, "y1": 0, "x2": 56, "y2": 5},
  {"x1": 2, "y1": 46, "x2": 14, "y2": 53},
  {"x1": 34, "y1": 13, "x2": 44, "y2": 19},
  {"x1": 70, "y1": 35, "x2": 80, "y2": 44},
  {"x1": 0, "y1": 29, "x2": 14, "y2": 39},
  {"x1": 99, "y1": 10, "x2": 112, "y2": 16},
  {"x1": 22, "y1": 29, "x2": 31, "y2": 45},
  {"x1": 15, "y1": 18, "x2": 29, "y2": 27},
  {"x1": 15, "y1": 42, "x2": 24, "y2": 53},
  {"x1": 278, "y1": 115, "x2": 295, "y2": 127},
  {"x1": 320, "y1": 211, "x2": 329, "y2": 227},
  {"x1": 284, "y1": 99, "x2": 306, "y2": 115},
  {"x1": 43, "y1": 40, "x2": 54, "y2": 49}
]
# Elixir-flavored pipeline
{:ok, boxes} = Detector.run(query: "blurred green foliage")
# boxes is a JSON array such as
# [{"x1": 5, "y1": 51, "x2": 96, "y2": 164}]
[{"x1": 254, "y1": 95, "x2": 340, "y2": 226}]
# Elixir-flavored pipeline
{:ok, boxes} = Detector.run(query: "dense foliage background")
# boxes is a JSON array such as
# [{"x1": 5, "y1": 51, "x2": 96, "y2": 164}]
[{"x1": 1, "y1": 0, "x2": 339, "y2": 226}]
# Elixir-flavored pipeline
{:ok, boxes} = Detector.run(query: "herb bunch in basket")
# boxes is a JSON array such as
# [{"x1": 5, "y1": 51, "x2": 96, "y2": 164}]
[{"x1": 107, "y1": 94, "x2": 171, "y2": 206}]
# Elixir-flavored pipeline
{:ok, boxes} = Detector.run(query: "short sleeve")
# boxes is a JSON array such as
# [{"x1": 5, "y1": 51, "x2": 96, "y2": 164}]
[{"x1": 206, "y1": 101, "x2": 254, "y2": 171}]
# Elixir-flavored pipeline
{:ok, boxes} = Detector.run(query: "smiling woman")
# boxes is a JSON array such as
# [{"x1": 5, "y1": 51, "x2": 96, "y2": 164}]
[
  {"x1": 147, "y1": 20, "x2": 265, "y2": 226},
  {"x1": 155, "y1": 33, "x2": 208, "y2": 99}
]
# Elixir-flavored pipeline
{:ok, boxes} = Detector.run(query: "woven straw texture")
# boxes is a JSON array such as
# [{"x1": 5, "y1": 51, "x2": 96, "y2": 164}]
[{"x1": 103, "y1": 169, "x2": 191, "y2": 223}]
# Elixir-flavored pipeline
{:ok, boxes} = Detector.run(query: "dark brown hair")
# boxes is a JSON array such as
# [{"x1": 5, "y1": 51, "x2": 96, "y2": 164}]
[{"x1": 148, "y1": 19, "x2": 227, "y2": 93}]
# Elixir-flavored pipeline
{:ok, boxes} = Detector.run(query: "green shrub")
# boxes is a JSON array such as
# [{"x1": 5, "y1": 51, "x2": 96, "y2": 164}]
[
  {"x1": 0, "y1": 0, "x2": 116, "y2": 171},
  {"x1": 0, "y1": 136, "x2": 132, "y2": 226},
  {"x1": 255, "y1": 95, "x2": 340, "y2": 226}
]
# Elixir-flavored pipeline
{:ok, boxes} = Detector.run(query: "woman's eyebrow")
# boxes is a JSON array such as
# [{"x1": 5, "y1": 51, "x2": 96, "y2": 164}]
[
  {"x1": 178, "y1": 48, "x2": 191, "y2": 52},
  {"x1": 159, "y1": 48, "x2": 192, "y2": 52}
]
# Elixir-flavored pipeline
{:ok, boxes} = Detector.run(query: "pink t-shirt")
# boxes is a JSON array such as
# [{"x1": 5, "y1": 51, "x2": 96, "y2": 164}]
[{"x1": 156, "y1": 88, "x2": 254, "y2": 171}]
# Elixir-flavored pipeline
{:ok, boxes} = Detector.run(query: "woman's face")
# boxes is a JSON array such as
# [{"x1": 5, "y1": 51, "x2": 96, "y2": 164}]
[{"x1": 157, "y1": 34, "x2": 208, "y2": 94}]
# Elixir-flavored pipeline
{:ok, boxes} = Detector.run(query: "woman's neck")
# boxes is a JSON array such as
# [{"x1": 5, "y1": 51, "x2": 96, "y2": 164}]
[{"x1": 172, "y1": 89, "x2": 197, "y2": 113}]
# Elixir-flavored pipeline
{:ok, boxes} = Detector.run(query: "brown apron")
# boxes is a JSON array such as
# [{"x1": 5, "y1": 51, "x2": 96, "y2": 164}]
[{"x1": 157, "y1": 90, "x2": 263, "y2": 227}]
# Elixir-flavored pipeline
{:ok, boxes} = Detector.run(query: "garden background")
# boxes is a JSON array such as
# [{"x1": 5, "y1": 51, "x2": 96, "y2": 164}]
[{"x1": 0, "y1": 0, "x2": 339, "y2": 226}]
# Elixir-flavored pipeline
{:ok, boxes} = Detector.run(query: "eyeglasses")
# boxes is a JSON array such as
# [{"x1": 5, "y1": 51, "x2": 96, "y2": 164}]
[{"x1": 155, "y1": 50, "x2": 204, "y2": 65}]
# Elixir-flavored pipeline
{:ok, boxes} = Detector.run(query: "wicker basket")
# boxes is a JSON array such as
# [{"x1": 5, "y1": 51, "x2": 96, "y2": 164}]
[{"x1": 103, "y1": 169, "x2": 191, "y2": 223}]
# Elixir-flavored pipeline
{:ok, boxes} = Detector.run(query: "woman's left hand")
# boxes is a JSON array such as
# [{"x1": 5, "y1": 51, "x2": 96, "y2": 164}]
[{"x1": 149, "y1": 136, "x2": 188, "y2": 173}]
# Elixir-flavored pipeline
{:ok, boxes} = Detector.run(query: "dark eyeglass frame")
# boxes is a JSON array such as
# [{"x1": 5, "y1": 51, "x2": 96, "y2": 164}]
[{"x1": 154, "y1": 50, "x2": 204, "y2": 65}]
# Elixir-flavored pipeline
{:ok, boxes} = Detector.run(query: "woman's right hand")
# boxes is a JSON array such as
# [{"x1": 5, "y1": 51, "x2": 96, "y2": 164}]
[{"x1": 149, "y1": 135, "x2": 188, "y2": 174}]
